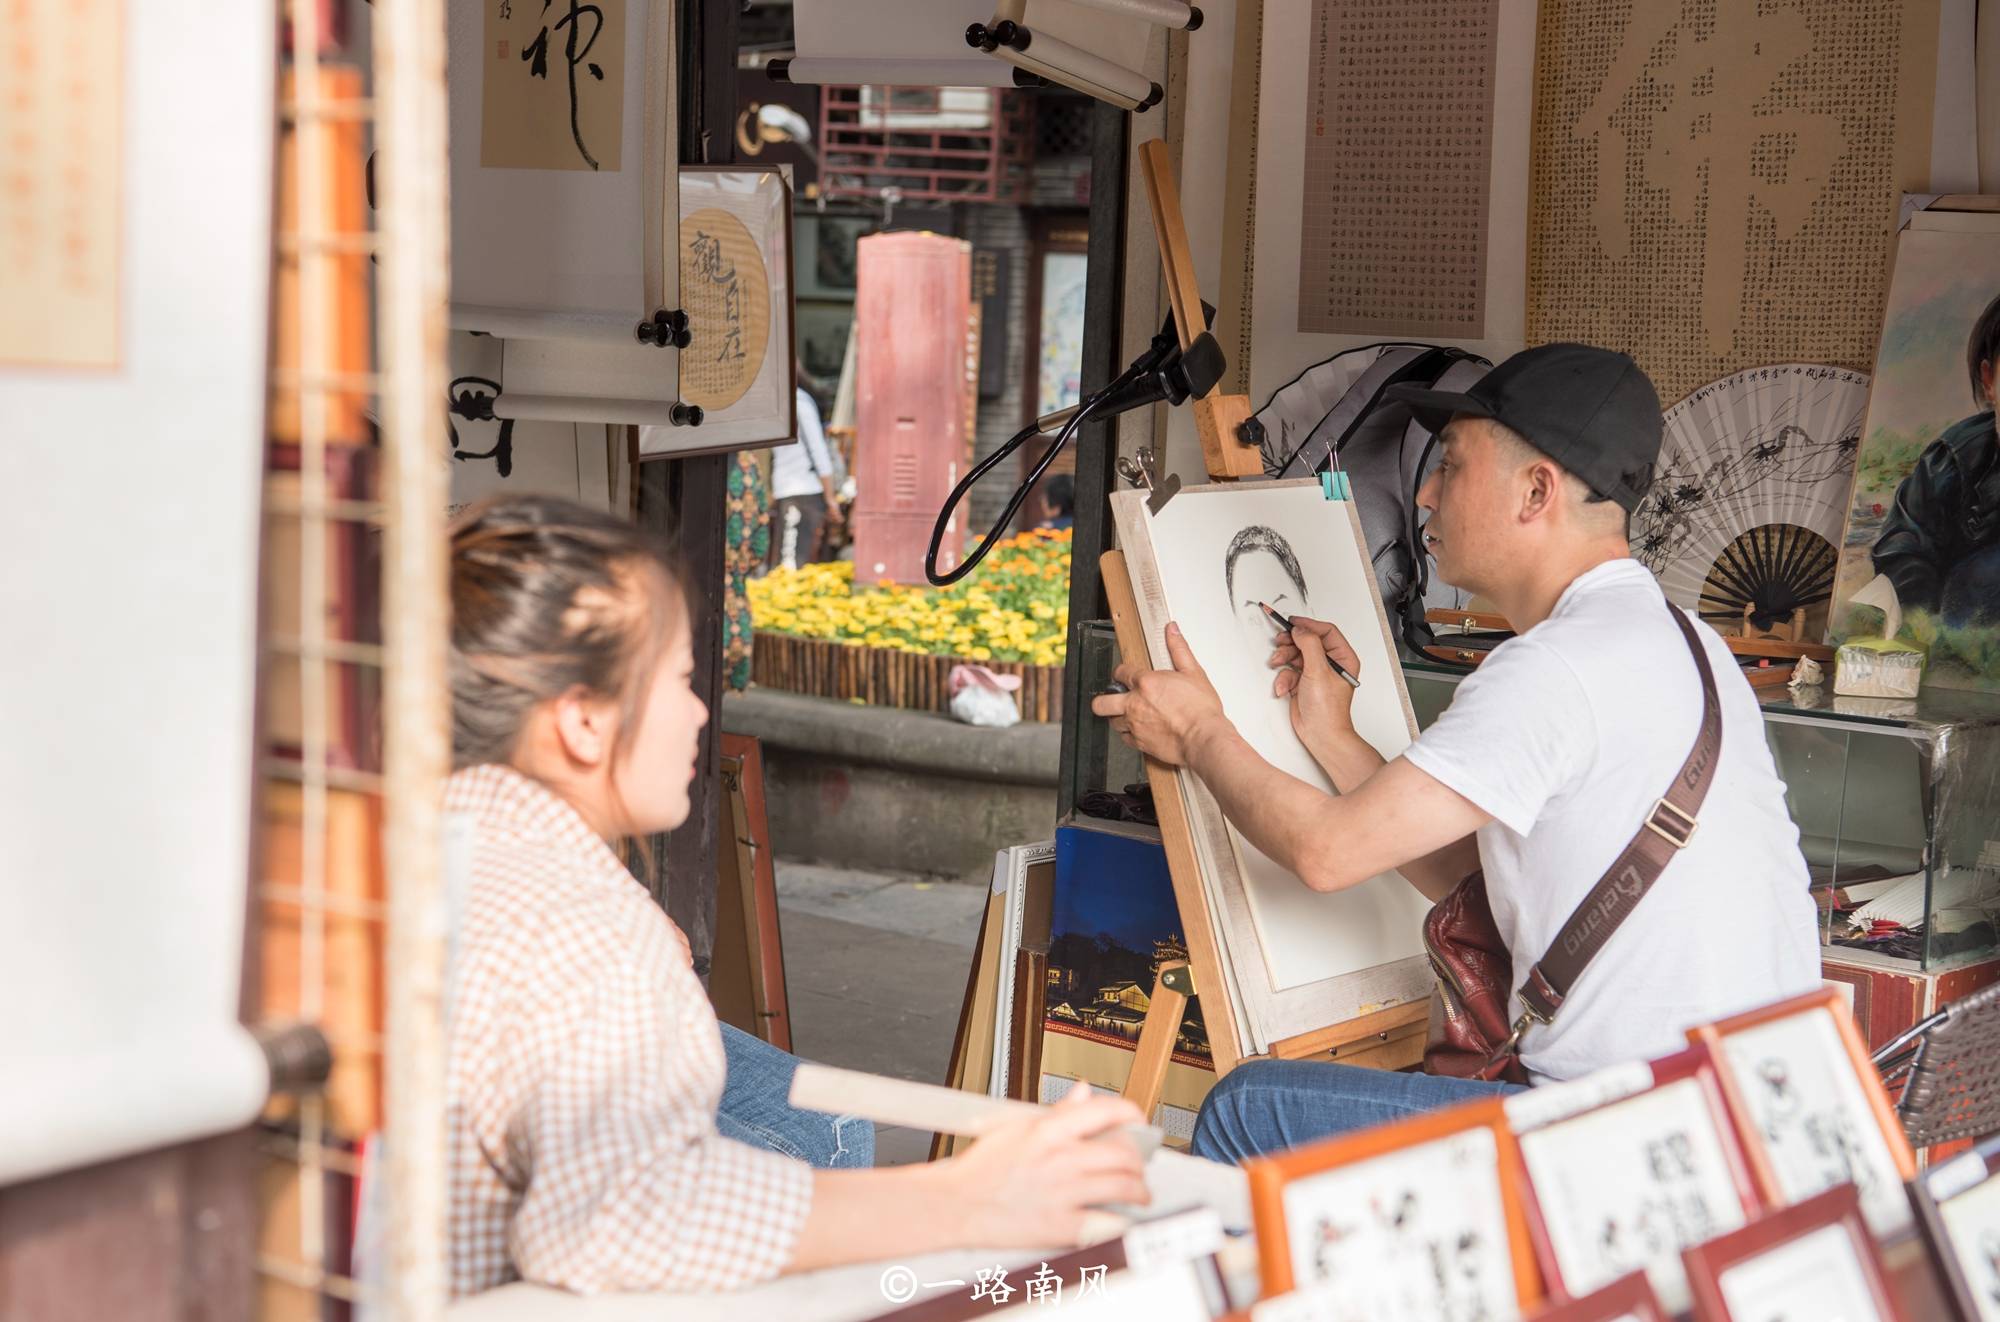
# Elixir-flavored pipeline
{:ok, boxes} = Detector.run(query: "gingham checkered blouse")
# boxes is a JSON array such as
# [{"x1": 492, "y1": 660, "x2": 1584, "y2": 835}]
[{"x1": 445, "y1": 764, "x2": 813, "y2": 1298}]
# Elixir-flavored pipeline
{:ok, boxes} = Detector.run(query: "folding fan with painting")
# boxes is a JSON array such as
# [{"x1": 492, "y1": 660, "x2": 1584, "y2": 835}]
[{"x1": 1630, "y1": 365, "x2": 1869, "y2": 647}]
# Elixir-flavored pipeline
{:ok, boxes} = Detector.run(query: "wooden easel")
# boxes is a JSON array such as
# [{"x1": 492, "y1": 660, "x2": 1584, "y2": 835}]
[{"x1": 1111, "y1": 142, "x2": 1427, "y2": 1120}]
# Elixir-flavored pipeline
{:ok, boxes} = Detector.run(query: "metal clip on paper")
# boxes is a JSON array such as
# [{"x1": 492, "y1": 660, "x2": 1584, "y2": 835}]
[
  {"x1": 1117, "y1": 446, "x2": 1181, "y2": 515},
  {"x1": 1321, "y1": 471, "x2": 1351, "y2": 501}
]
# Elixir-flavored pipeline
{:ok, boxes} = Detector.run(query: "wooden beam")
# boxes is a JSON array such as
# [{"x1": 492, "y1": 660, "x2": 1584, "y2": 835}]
[
  {"x1": 1135, "y1": 139, "x2": 1263, "y2": 481},
  {"x1": 1122, "y1": 962, "x2": 1190, "y2": 1120}
]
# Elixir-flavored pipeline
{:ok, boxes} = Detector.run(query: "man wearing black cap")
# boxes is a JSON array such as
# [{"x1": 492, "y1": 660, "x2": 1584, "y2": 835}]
[{"x1": 1094, "y1": 344, "x2": 1817, "y2": 1157}]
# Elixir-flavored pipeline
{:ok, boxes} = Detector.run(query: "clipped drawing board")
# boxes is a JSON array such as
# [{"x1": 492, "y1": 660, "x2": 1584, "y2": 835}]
[
  {"x1": 0, "y1": 0, "x2": 275, "y2": 1184},
  {"x1": 1110, "y1": 480, "x2": 1432, "y2": 1058}
]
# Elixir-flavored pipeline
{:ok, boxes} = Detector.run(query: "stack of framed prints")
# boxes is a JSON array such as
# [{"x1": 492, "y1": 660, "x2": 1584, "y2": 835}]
[
  {"x1": 1681, "y1": 1185, "x2": 1901, "y2": 1322},
  {"x1": 1246, "y1": 1100, "x2": 1541, "y2": 1318},
  {"x1": 1506, "y1": 1049, "x2": 1760, "y2": 1314},
  {"x1": 1909, "y1": 1133, "x2": 2000, "y2": 1322},
  {"x1": 1690, "y1": 988, "x2": 1918, "y2": 1239},
  {"x1": 1231, "y1": 988, "x2": 1935, "y2": 1321}
]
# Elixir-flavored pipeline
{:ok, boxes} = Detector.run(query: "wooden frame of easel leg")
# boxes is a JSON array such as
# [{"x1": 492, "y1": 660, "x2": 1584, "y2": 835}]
[{"x1": 1103, "y1": 549, "x2": 1428, "y2": 1116}]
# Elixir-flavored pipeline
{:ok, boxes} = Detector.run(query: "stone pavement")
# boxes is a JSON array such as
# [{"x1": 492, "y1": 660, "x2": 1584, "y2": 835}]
[{"x1": 773, "y1": 861, "x2": 990, "y2": 1165}]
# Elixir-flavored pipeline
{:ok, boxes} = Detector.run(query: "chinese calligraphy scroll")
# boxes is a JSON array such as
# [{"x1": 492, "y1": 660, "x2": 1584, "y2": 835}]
[
  {"x1": 1296, "y1": 0, "x2": 1501, "y2": 338},
  {"x1": 481, "y1": 0, "x2": 627, "y2": 172},
  {"x1": 1248, "y1": 0, "x2": 1535, "y2": 406},
  {"x1": 0, "y1": 0, "x2": 122, "y2": 369},
  {"x1": 1527, "y1": 0, "x2": 1964, "y2": 402}
]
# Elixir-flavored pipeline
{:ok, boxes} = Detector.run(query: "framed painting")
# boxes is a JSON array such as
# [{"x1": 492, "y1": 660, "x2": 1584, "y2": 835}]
[
  {"x1": 1681, "y1": 1184, "x2": 1901, "y2": 1322},
  {"x1": 1909, "y1": 1132, "x2": 2000, "y2": 1322},
  {"x1": 666, "y1": 164, "x2": 797, "y2": 452},
  {"x1": 1827, "y1": 200, "x2": 2000, "y2": 690},
  {"x1": 1509, "y1": 1049, "x2": 1761, "y2": 1314},
  {"x1": 1689, "y1": 987, "x2": 1917, "y2": 1239},
  {"x1": 1247, "y1": 1099, "x2": 1540, "y2": 1316}
]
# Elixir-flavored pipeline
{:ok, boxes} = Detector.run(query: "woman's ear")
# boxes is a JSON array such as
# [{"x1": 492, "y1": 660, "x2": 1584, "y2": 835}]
[{"x1": 551, "y1": 687, "x2": 616, "y2": 769}]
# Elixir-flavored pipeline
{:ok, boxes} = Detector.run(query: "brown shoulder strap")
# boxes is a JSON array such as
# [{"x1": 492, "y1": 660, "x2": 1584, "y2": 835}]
[{"x1": 1514, "y1": 597, "x2": 1722, "y2": 1027}]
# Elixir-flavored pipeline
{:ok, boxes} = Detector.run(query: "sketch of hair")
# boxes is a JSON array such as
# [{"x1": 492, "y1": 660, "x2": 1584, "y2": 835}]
[{"x1": 1224, "y1": 525, "x2": 1309, "y2": 604}]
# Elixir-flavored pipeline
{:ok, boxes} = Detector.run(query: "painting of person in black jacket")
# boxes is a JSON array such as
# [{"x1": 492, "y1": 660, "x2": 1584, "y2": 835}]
[{"x1": 1869, "y1": 293, "x2": 2000, "y2": 624}]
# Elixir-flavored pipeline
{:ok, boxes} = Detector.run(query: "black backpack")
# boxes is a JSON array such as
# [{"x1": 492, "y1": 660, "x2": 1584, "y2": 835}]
[{"x1": 1252, "y1": 343, "x2": 1492, "y2": 655}]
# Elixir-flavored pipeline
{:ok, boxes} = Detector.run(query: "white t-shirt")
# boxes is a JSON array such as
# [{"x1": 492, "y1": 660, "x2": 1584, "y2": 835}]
[
  {"x1": 1402, "y1": 559, "x2": 1819, "y2": 1083},
  {"x1": 771, "y1": 387, "x2": 837, "y2": 501}
]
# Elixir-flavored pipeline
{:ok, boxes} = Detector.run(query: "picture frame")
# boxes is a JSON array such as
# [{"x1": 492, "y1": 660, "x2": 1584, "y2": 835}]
[
  {"x1": 793, "y1": 211, "x2": 871, "y2": 300},
  {"x1": 1908, "y1": 1131, "x2": 2000, "y2": 1322},
  {"x1": 1510, "y1": 1048, "x2": 1763, "y2": 1314},
  {"x1": 1689, "y1": 987, "x2": 1917, "y2": 1238},
  {"x1": 1247, "y1": 1099, "x2": 1540, "y2": 1316},
  {"x1": 1681, "y1": 1184, "x2": 1902, "y2": 1322},
  {"x1": 709, "y1": 734, "x2": 791, "y2": 1052},
  {"x1": 1524, "y1": 1271, "x2": 1670, "y2": 1322},
  {"x1": 655, "y1": 164, "x2": 797, "y2": 454}
]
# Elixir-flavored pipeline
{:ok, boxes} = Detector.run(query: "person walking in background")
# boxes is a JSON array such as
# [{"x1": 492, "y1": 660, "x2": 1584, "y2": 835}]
[
  {"x1": 1039, "y1": 473, "x2": 1076, "y2": 532},
  {"x1": 768, "y1": 385, "x2": 843, "y2": 572}
]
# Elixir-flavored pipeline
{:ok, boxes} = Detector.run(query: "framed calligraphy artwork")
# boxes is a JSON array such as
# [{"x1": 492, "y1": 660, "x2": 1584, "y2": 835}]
[
  {"x1": 1508, "y1": 1050, "x2": 1762, "y2": 1314},
  {"x1": 649, "y1": 165, "x2": 795, "y2": 454},
  {"x1": 1689, "y1": 987, "x2": 1917, "y2": 1240},
  {"x1": 1909, "y1": 1132, "x2": 2000, "y2": 1322},
  {"x1": 1247, "y1": 1099, "x2": 1540, "y2": 1318},
  {"x1": 1681, "y1": 1184, "x2": 1901, "y2": 1322}
]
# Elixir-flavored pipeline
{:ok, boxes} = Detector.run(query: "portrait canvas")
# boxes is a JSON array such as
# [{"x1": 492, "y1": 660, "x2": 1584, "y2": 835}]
[
  {"x1": 1112, "y1": 482, "x2": 1430, "y2": 1030},
  {"x1": 1829, "y1": 203, "x2": 2000, "y2": 690},
  {"x1": 1912, "y1": 1137, "x2": 2000, "y2": 1322}
]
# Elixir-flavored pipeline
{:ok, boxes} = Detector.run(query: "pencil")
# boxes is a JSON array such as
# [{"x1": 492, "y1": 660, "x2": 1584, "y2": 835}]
[{"x1": 1259, "y1": 602, "x2": 1361, "y2": 689}]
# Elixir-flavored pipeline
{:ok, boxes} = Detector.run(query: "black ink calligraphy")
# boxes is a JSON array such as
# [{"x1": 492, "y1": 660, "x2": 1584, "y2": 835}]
[
  {"x1": 691, "y1": 229, "x2": 748, "y2": 367},
  {"x1": 448, "y1": 376, "x2": 515, "y2": 479},
  {"x1": 521, "y1": 0, "x2": 606, "y2": 170}
]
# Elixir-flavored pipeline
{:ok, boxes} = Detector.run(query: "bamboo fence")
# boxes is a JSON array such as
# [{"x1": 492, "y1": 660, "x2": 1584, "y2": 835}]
[{"x1": 751, "y1": 631, "x2": 1065, "y2": 723}]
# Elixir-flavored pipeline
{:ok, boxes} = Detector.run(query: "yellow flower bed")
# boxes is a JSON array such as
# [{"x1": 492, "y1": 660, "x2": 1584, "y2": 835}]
[{"x1": 749, "y1": 528, "x2": 1072, "y2": 666}]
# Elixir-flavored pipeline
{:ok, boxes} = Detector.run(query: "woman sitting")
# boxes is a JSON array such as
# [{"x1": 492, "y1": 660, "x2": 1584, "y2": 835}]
[{"x1": 445, "y1": 495, "x2": 1147, "y2": 1297}]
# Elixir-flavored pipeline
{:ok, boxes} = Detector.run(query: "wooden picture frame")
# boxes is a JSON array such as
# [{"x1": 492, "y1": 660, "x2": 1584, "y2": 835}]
[
  {"x1": 1682, "y1": 1184, "x2": 1901, "y2": 1322},
  {"x1": 709, "y1": 734, "x2": 791, "y2": 1051},
  {"x1": 654, "y1": 164, "x2": 797, "y2": 454},
  {"x1": 1247, "y1": 1099, "x2": 1540, "y2": 1313},
  {"x1": 1908, "y1": 1132, "x2": 2000, "y2": 1322},
  {"x1": 1510, "y1": 1048, "x2": 1762, "y2": 1314},
  {"x1": 1690, "y1": 987, "x2": 1917, "y2": 1238},
  {"x1": 1525, "y1": 1271, "x2": 1670, "y2": 1322}
]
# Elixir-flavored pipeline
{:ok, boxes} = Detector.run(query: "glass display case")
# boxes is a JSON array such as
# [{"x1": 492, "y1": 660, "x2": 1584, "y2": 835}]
[{"x1": 1069, "y1": 618, "x2": 2000, "y2": 977}]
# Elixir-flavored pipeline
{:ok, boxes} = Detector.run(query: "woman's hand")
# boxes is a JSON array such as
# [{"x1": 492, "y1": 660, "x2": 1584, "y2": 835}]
[
  {"x1": 1270, "y1": 615, "x2": 1361, "y2": 755},
  {"x1": 1089, "y1": 623, "x2": 1229, "y2": 768},
  {"x1": 937, "y1": 1087, "x2": 1151, "y2": 1248}
]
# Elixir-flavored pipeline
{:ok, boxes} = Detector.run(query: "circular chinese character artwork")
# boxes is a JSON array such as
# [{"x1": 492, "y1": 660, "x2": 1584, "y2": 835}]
[{"x1": 679, "y1": 207, "x2": 770, "y2": 411}]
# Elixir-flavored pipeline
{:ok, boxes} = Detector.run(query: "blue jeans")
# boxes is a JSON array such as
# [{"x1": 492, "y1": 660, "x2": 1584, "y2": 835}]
[
  {"x1": 1189, "y1": 1059, "x2": 1522, "y2": 1165},
  {"x1": 716, "y1": 1022, "x2": 875, "y2": 1168}
]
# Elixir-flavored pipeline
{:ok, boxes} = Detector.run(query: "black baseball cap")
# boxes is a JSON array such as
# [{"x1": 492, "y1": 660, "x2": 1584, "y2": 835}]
[{"x1": 1385, "y1": 343, "x2": 1663, "y2": 513}]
